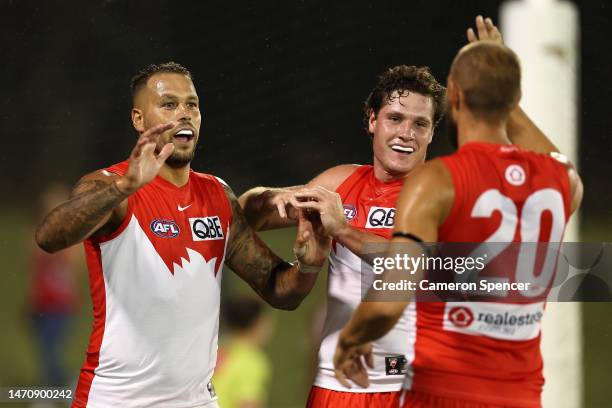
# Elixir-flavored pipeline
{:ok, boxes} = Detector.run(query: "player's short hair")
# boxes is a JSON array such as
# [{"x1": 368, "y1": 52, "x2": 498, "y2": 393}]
[
  {"x1": 222, "y1": 298, "x2": 264, "y2": 331},
  {"x1": 364, "y1": 65, "x2": 446, "y2": 133},
  {"x1": 450, "y1": 42, "x2": 521, "y2": 123},
  {"x1": 130, "y1": 61, "x2": 193, "y2": 101}
]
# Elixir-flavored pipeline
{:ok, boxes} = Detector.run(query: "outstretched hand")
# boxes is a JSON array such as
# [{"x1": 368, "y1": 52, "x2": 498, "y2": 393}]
[
  {"x1": 293, "y1": 186, "x2": 347, "y2": 238},
  {"x1": 269, "y1": 189, "x2": 300, "y2": 220},
  {"x1": 467, "y1": 15, "x2": 503, "y2": 44},
  {"x1": 116, "y1": 123, "x2": 175, "y2": 195}
]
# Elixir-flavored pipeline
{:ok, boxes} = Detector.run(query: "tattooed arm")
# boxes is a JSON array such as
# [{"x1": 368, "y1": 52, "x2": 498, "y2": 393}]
[
  {"x1": 238, "y1": 164, "x2": 358, "y2": 231},
  {"x1": 35, "y1": 171, "x2": 129, "y2": 253},
  {"x1": 35, "y1": 123, "x2": 175, "y2": 253},
  {"x1": 224, "y1": 185, "x2": 331, "y2": 310}
]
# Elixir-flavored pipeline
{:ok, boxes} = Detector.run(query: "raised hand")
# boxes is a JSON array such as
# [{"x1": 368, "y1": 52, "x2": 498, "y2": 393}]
[
  {"x1": 293, "y1": 208, "x2": 331, "y2": 272},
  {"x1": 115, "y1": 123, "x2": 175, "y2": 194},
  {"x1": 293, "y1": 186, "x2": 347, "y2": 238},
  {"x1": 467, "y1": 15, "x2": 503, "y2": 44},
  {"x1": 333, "y1": 341, "x2": 374, "y2": 389}
]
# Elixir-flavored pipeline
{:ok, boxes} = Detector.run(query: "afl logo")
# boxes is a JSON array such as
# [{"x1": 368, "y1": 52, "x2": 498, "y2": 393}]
[
  {"x1": 505, "y1": 164, "x2": 526, "y2": 186},
  {"x1": 448, "y1": 306, "x2": 474, "y2": 328},
  {"x1": 343, "y1": 204, "x2": 357, "y2": 221},
  {"x1": 150, "y1": 219, "x2": 180, "y2": 238}
]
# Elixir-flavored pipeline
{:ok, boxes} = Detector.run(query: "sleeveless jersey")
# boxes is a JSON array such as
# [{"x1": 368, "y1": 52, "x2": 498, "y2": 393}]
[
  {"x1": 314, "y1": 165, "x2": 417, "y2": 392},
  {"x1": 73, "y1": 161, "x2": 232, "y2": 408},
  {"x1": 406, "y1": 142, "x2": 571, "y2": 407}
]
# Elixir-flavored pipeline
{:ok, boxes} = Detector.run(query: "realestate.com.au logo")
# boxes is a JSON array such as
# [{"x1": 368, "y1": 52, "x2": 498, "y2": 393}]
[
  {"x1": 448, "y1": 306, "x2": 543, "y2": 329},
  {"x1": 448, "y1": 307, "x2": 474, "y2": 327}
]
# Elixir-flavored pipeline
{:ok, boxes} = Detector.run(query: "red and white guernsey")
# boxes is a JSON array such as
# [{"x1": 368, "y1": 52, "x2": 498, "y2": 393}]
[
  {"x1": 314, "y1": 165, "x2": 417, "y2": 392},
  {"x1": 73, "y1": 161, "x2": 232, "y2": 408},
  {"x1": 406, "y1": 142, "x2": 571, "y2": 407}
]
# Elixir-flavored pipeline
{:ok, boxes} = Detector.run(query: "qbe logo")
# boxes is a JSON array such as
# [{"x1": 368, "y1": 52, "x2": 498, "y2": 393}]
[
  {"x1": 150, "y1": 219, "x2": 180, "y2": 238},
  {"x1": 365, "y1": 207, "x2": 395, "y2": 228},
  {"x1": 189, "y1": 217, "x2": 224, "y2": 241}
]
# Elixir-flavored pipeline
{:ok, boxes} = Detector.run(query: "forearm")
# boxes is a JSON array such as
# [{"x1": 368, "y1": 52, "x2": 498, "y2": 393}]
[
  {"x1": 239, "y1": 187, "x2": 299, "y2": 231},
  {"x1": 333, "y1": 226, "x2": 388, "y2": 264},
  {"x1": 339, "y1": 237, "x2": 426, "y2": 347},
  {"x1": 35, "y1": 180, "x2": 127, "y2": 253},
  {"x1": 338, "y1": 302, "x2": 402, "y2": 348},
  {"x1": 260, "y1": 261, "x2": 320, "y2": 310},
  {"x1": 508, "y1": 106, "x2": 559, "y2": 154}
]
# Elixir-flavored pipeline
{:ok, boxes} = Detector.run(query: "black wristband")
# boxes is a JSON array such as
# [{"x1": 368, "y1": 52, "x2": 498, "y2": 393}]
[
  {"x1": 391, "y1": 231, "x2": 425, "y2": 242},
  {"x1": 391, "y1": 231, "x2": 432, "y2": 256}
]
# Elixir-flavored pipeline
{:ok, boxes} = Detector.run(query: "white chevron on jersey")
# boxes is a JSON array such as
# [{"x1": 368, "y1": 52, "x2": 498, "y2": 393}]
[{"x1": 85, "y1": 216, "x2": 224, "y2": 407}]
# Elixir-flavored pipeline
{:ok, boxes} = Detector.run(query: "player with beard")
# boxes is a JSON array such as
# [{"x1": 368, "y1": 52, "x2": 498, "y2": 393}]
[
  {"x1": 333, "y1": 18, "x2": 582, "y2": 408},
  {"x1": 35, "y1": 62, "x2": 331, "y2": 408},
  {"x1": 240, "y1": 65, "x2": 445, "y2": 407}
]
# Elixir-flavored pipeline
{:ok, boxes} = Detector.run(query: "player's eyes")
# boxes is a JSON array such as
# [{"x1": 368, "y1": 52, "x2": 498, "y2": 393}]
[
  {"x1": 187, "y1": 102, "x2": 198, "y2": 109},
  {"x1": 162, "y1": 102, "x2": 176, "y2": 109}
]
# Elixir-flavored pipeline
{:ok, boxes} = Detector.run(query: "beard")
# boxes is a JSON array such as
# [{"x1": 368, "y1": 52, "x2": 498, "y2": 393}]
[
  {"x1": 164, "y1": 148, "x2": 196, "y2": 168},
  {"x1": 155, "y1": 137, "x2": 197, "y2": 168}
]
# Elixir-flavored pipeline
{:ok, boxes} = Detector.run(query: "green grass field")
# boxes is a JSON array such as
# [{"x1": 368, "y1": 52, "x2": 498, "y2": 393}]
[{"x1": 0, "y1": 211, "x2": 610, "y2": 407}]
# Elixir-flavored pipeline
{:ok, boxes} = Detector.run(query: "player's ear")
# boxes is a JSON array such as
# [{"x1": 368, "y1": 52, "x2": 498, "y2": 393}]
[
  {"x1": 131, "y1": 108, "x2": 145, "y2": 133},
  {"x1": 368, "y1": 110, "x2": 377, "y2": 134},
  {"x1": 514, "y1": 89, "x2": 522, "y2": 108},
  {"x1": 426, "y1": 128, "x2": 434, "y2": 144},
  {"x1": 446, "y1": 79, "x2": 459, "y2": 110}
]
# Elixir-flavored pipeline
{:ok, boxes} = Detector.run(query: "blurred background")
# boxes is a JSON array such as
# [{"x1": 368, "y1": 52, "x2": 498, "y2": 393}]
[{"x1": 1, "y1": 0, "x2": 610, "y2": 407}]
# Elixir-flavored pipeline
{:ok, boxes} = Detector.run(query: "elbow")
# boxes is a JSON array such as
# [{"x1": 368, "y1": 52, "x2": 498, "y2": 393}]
[
  {"x1": 280, "y1": 299, "x2": 302, "y2": 311},
  {"x1": 243, "y1": 211, "x2": 264, "y2": 231},
  {"x1": 266, "y1": 295, "x2": 303, "y2": 311},
  {"x1": 34, "y1": 226, "x2": 60, "y2": 254}
]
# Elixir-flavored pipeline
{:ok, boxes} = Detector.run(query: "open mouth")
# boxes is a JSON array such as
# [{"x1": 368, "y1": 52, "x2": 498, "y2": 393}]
[
  {"x1": 174, "y1": 129, "x2": 194, "y2": 142},
  {"x1": 390, "y1": 144, "x2": 415, "y2": 154}
]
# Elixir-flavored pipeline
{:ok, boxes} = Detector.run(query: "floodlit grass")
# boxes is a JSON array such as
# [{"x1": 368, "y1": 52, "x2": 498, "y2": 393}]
[{"x1": 0, "y1": 212, "x2": 610, "y2": 407}]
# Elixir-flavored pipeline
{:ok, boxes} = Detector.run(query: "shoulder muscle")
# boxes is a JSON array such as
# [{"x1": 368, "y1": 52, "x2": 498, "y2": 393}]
[
  {"x1": 394, "y1": 160, "x2": 454, "y2": 242},
  {"x1": 306, "y1": 164, "x2": 360, "y2": 191}
]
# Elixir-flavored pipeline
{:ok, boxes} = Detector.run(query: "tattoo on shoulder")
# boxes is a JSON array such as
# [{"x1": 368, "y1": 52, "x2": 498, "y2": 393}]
[{"x1": 221, "y1": 184, "x2": 250, "y2": 258}]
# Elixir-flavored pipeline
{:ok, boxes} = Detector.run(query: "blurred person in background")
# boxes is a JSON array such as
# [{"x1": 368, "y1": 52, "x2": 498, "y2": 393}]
[
  {"x1": 334, "y1": 18, "x2": 583, "y2": 408},
  {"x1": 213, "y1": 297, "x2": 273, "y2": 408},
  {"x1": 28, "y1": 183, "x2": 82, "y2": 387},
  {"x1": 34, "y1": 62, "x2": 330, "y2": 408}
]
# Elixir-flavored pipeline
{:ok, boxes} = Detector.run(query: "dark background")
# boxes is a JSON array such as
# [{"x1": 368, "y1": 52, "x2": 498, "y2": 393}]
[
  {"x1": 1, "y1": 1, "x2": 611, "y2": 407},
  {"x1": 1, "y1": 0, "x2": 610, "y2": 217}
]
